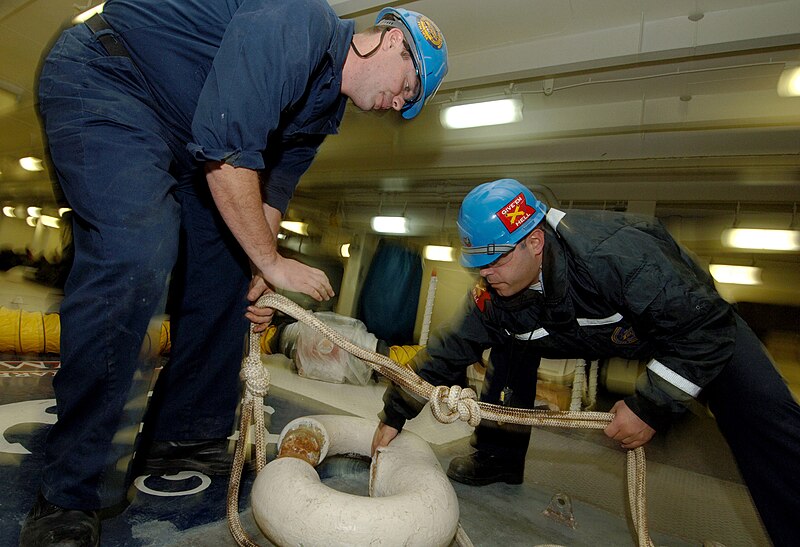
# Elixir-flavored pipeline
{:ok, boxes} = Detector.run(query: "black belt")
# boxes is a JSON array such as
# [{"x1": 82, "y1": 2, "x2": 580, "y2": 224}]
[{"x1": 85, "y1": 13, "x2": 131, "y2": 58}]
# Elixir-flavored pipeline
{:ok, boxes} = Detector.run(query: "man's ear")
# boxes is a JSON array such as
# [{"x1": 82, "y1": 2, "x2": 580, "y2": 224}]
[
  {"x1": 385, "y1": 27, "x2": 405, "y2": 49},
  {"x1": 527, "y1": 228, "x2": 545, "y2": 255}
]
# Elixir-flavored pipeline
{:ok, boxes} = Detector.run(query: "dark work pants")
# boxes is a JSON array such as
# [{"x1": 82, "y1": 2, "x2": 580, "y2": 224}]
[
  {"x1": 37, "y1": 23, "x2": 249, "y2": 510},
  {"x1": 704, "y1": 315, "x2": 800, "y2": 546},
  {"x1": 471, "y1": 343, "x2": 539, "y2": 461}
]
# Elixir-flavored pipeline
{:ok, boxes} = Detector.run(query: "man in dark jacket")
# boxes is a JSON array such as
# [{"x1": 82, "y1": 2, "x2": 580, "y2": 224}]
[
  {"x1": 23, "y1": 2, "x2": 447, "y2": 545},
  {"x1": 372, "y1": 178, "x2": 800, "y2": 546}
]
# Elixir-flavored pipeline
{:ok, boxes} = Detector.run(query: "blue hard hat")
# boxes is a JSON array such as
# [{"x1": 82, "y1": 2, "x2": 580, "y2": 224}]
[
  {"x1": 376, "y1": 7, "x2": 448, "y2": 120},
  {"x1": 457, "y1": 179, "x2": 548, "y2": 268}
]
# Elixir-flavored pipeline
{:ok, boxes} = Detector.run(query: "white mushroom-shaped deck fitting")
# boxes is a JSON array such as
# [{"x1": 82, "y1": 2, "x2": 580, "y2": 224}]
[{"x1": 251, "y1": 414, "x2": 459, "y2": 547}]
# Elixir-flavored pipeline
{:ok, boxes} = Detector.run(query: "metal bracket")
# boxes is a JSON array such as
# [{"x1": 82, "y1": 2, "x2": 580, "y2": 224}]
[{"x1": 542, "y1": 492, "x2": 577, "y2": 529}]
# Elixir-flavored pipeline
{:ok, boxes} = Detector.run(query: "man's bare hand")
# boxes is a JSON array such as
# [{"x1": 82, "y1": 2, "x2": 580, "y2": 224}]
[
  {"x1": 261, "y1": 255, "x2": 335, "y2": 302},
  {"x1": 604, "y1": 400, "x2": 656, "y2": 449},
  {"x1": 371, "y1": 422, "x2": 399, "y2": 457},
  {"x1": 245, "y1": 275, "x2": 275, "y2": 333}
]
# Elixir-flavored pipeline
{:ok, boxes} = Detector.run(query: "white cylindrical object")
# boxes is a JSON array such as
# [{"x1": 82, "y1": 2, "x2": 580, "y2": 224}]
[
  {"x1": 570, "y1": 359, "x2": 586, "y2": 411},
  {"x1": 587, "y1": 360, "x2": 599, "y2": 409},
  {"x1": 251, "y1": 415, "x2": 459, "y2": 547},
  {"x1": 419, "y1": 271, "x2": 438, "y2": 346}
]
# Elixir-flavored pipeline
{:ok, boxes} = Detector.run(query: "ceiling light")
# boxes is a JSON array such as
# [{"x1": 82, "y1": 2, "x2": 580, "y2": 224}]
[
  {"x1": 721, "y1": 228, "x2": 800, "y2": 251},
  {"x1": 276, "y1": 233, "x2": 287, "y2": 240},
  {"x1": 340, "y1": 243, "x2": 350, "y2": 258},
  {"x1": 58, "y1": 208, "x2": 72, "y2": 217},
  {"x1": 27, "y1": 206, "x2": 42, "y2": 218},
  {"x1": 440, "y1": 98, "x2": 523, "y2": 129},
  {"x1": 40, "y1": 215, "x2": 61, "y2": 229},
  {"x1": 280, "y1": 221, "x2": 308, "y2": 236},
  {"x1": 3, "y1": 206, "x2": 15, "y2": 218},
  {"x1": 73, "y1": 2, "x2": 105, "y2": 24},
  {"x1": 371, "y1": 216, "x2": 408, "y2": 234},
  {"x1": 26, "y1": 216, "x2": 38, "y2": 228},
  {"x1": 19, "y1": 157, "x2": 44, "y2": 172},
  {"x1": 423, "y1": 245, "x2": 455, "y2": 262},
  {"x1": 709, "y1": 265, "x2": 762, "y2": 285},
  {"x1": 777, "y1": 65, "x2": 800, "y2": 98}
]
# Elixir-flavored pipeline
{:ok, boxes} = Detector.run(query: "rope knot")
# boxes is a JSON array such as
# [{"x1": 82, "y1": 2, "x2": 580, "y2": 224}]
[
  {"x1": 240, "y1": 355, "x2": 270, "y2": 397},
  {"x1": 430, "y1": 385, "x2": 481, "y2": 427}
]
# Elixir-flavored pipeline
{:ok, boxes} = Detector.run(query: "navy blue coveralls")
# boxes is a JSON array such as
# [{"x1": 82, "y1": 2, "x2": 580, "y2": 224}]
[
  {"x1": 37, "y1": 0, "x2": 352, "y2": 510},
  {"x1": 382, "y1": 209, "x2": 800, "y2": 546}
]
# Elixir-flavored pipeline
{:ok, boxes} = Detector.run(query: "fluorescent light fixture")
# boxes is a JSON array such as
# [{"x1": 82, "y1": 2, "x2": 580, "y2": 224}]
[
  {"x1": 340, "y1": 243, "x2": 350, "y2": 258},
  {"x1": 280, "y1": 220, "x2": 308, "y2": 236},
  {"x1": 27, "y1": 206, "x2": 42, "y2": 218},
  {"x1": 276, "y1": 233, "x2": 287, "y2": 240},
  {"x1": 423, "y1": 245, "x2": 455, "y2": 262},
  {"x1": 58, "y1": 208, "x2": 72, "y2": 217},
  {"x1": 721, "y1": 228, "x2": 800, "y2": 251},
  {"x1": 26, "y1": 216, "x2": 38, "y2": 227},
  {"x1": 777, "y1": 65, "x2": 800, "y2": 97},
  {"x1": 40, "y1": 215, "x2": 61, "y2": 229},
  {"x1": 371, "y1": 216, "x2": 408, "y2": 234},
  {"x1": 709, "y1": 264, "x2": 762, "y2": 285},
  {"x1": 73, "y1": 2, "x2": 105, "y2": 24},
  {"x1": 19, "y1": 157, "x2": 44, "y2": 172},
  {"x1": 440, "y1": 98, "x2": 523, "y2": 129},
  {"x1": 2, "y1": 206, "x2": 15, "y2": 218}
]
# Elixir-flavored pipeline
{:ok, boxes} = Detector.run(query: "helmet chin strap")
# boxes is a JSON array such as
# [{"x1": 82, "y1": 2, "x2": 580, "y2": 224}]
[{"x1": 350, "y1": 27, "x2": 389, "y2": 59}]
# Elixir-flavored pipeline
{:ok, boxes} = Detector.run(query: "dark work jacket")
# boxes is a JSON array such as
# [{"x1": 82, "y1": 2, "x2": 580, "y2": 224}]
[{"x1": 381, "y1": 208, "x2": 736, "y2": 432}]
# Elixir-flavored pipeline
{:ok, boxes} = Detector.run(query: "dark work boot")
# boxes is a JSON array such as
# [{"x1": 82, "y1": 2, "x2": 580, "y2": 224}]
[
  {"x1": 138, "y1": 439, "x2": 232, "y2": 476},
  {"x1": 446, "y1": 451, "x2": 525, "y2": 486},
  {"x1": 19, "y1": 492, "x2": 100, "y2": 547}
]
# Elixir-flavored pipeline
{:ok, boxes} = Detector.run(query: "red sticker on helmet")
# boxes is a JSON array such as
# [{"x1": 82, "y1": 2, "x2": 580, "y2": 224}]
[{"x1": 497, "y1": 192, "x2": 535, "y2": 233}]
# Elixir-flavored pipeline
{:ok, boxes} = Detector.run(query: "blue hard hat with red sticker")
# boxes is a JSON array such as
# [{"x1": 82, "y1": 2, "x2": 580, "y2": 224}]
[
  {"x1": 457, "y1": 179, "x2": 548, "y2": 268},
  {"x1": 376, "y1": 7, "x2": 448, "y2": 119}
]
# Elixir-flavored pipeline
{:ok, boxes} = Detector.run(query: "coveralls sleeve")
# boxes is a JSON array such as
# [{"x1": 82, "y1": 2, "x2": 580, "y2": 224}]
[
  {"x1": 188, "y1": 0, "x2": 325, "y2": 175},
  {"x1": 592, "y1": 225, "x2": 736, "y2": 431},
  {"x1": 260, "y1": 133, "x2": 325, "y2": 215},
  {"x1": 379, "y1": 295, "x2": 501, "y2": 431}
]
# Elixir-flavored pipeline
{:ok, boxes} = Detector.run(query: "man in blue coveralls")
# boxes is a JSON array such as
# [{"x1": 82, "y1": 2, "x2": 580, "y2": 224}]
[{"x1": 22, "y1": 1, "x2": 448, "y2": 545}]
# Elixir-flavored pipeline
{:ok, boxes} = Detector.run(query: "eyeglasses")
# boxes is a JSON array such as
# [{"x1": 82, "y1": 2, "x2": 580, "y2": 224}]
[
  {"x1": 402, "y1": 40, "x2": 422, "y2": 104},
  {"x1": 488, "y1": 247, "x2": 515, "y2": 268},
  {"x1": 476, "y1": 243, "x2": 518, "y2": 270}
]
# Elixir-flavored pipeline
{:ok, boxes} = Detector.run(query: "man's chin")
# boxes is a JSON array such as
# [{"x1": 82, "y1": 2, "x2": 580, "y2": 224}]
[
  {"x1": 494, "y1": 285, "x2": 525, "y2": 298},
  {"x1": 491, "y1": 285, "x2": 509, "y2": 296}
]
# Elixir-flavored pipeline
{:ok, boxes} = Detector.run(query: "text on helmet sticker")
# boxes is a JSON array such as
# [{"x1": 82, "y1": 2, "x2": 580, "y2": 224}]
[
  {"x1": 497, "y1": 192, "x2": 536, "y2": 233},
  {"x1": 417, "y1": 16, "x2": 444, "y2": 49}
]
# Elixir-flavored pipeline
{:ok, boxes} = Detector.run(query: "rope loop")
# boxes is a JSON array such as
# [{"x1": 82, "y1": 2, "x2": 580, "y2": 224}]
[{"x1": 430, "y1": 385, "x2": 481, "y2": 427}]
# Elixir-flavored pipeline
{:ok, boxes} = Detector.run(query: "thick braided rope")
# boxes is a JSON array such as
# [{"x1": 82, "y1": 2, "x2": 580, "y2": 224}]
[
  {"x1": 228, "y1": 325, "x2": 272, "y2": 547},
  {"x1": 226, "y1": 294, "x2": 651, "y2": 546},
  {"x1": 253, "y1": 293, "x2": 653, "y2": 547},
  {"x1": 228, "y1": 397, "x2": 260, "y2": 547}
]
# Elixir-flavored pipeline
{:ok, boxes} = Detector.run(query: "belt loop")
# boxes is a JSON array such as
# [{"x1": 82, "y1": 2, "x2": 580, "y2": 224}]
[{"x1": 85, "y1": 13, "x2": 131, "y2": 58}]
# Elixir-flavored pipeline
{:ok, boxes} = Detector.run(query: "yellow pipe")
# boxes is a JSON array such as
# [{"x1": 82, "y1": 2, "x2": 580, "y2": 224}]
[
  {"x1": 0, "y1": 307, "x2": 293, "y2": 358},
  {"x1": 0, "y1": 307, "x2": 410, "y2": 363}
]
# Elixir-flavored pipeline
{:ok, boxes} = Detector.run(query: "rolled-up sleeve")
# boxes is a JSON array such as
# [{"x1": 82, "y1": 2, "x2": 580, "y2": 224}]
[
  {"x1": 188, "y1": 1, "x2": 319, "y2": 170},
  {"x1": 260, "y1": 134, "x2": 325, "y2": 215}
]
